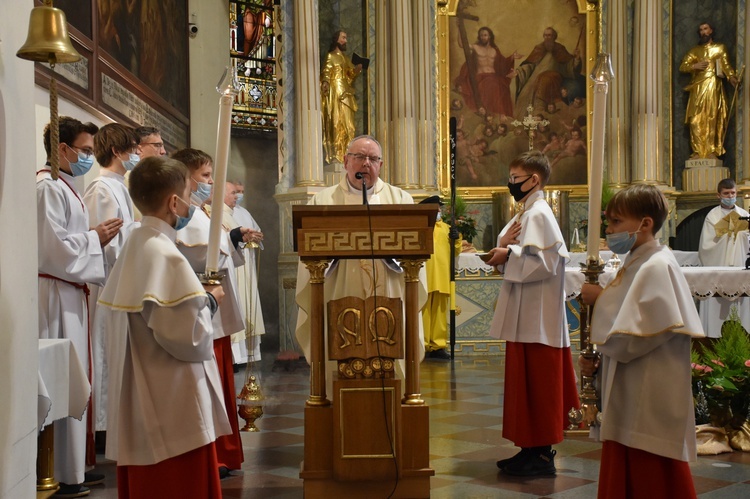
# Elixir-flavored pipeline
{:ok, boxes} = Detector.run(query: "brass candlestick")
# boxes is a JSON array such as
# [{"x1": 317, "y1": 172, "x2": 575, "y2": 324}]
[{"x1": 568, "y1": 258, "x2": 604, "y2": 429}]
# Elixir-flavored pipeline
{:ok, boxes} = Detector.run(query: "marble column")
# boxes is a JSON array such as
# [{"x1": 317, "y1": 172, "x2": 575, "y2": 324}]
[
  {"x1": 412, "y1": 0, "x2": 436, "y2": 190},
  {"x1": 606, "y1": 0, "x2": 630, "y2": 187},
  {"x1": 388, "y1": 0, "x2": 419, "y2": 188},
  {"x1": 375, "y1": 0, "x2": 392, "y2": 183},
  {"x1": 630, "y1": 0, "x2": 665, "y2": 184},
  {"x1": 743, "y1": 1, "x2": 750, "y2": 185},
  {"x1": 293, "y1": 0, "x2": 324, "y2": 187}
]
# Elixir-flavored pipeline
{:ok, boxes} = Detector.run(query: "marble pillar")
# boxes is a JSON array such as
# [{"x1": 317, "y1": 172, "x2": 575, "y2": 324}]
[
  {"x1": 413, "y1": 0, "x2": 437, "y2": 190},
  {"x1": 293, "y1": 0, "x2": 325, "y2": 187},
  {"x1": 606, "y1": 0, "x2": 631, "y2": 187},
  {"x1": 631, "y1": 0, "x2": 666, "y2": 184},
  {"x1": 375, "y1": 0, "x2": 392, "y2": 183}
]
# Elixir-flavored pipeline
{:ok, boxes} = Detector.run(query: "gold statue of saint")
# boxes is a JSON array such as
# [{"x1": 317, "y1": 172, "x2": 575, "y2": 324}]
[
  {"x1": 321, "y1": 31, "x2": 362, "y2": 164},
  {"x1": 679, "y1": 22, "x2": 738, "y2": 159}
]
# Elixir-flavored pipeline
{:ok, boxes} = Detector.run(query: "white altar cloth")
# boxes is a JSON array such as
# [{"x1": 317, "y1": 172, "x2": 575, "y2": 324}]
[{"x1": 38, "y1": 339, "x2": 90, "y2": 431}]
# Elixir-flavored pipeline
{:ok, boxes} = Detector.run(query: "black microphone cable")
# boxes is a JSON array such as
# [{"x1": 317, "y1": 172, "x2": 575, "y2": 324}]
[{"x1": 357, "y1": 171, "x2": 399, "y2": 497}]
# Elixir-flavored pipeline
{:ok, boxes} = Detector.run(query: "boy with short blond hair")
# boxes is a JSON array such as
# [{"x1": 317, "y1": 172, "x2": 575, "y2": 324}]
[
  {"x1": 99, "y1": 156, "x2": 230, "y2": 498},
  {"x1": 581, "y1": 184, "x2": 705, "y2": 498},
  {"x1": 486, "y1": 150, "x2": 579, "y2": 476}
]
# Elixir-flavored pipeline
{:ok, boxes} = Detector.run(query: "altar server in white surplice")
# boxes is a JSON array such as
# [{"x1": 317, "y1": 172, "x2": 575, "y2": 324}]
[
  {"x1": 486, "y1": 151, "x2": 578, "y2": 477},
  {"x1": 98, "y1": 156, "x2": 230, "y2": 498},
  {"x1": 224, "y1": 181, "x2": 265, "y2": 364},
  {"x1": 172, "y1": 148, "x2": 253, "y2": 474},
  {"x1": 295, "y1": 135, "x2": 427, "y2": 394},
  {"x1": 37, "y1": 117, "x2": 122, "y2": 495},
  {"x1": 83, "y1": 123, "x2": 141, "y2": 433},
  {"x1": 698, "y1": 178, "x2": 750, "y2": 336},
  {"x1": 581, "y1": 184, "x2": 704, "y2": 499}
]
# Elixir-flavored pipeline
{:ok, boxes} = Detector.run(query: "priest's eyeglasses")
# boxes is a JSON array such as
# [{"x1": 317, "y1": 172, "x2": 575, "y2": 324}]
[{"x1": 347, "y1": 153, "x2": 381, "y2": 164}]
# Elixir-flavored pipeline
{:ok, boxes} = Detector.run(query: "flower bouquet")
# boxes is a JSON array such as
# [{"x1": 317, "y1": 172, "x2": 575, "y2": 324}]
[
  {"x1": 443, "y1": 195, "x2": 478, "y2": 245},
  {"x1": 692, "y1": 307, "x2": 750, "y2": 453}
]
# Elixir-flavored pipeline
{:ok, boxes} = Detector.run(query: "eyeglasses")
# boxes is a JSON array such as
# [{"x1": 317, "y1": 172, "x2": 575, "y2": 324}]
[
  {"x1": 508, "y1": 174, "x2": 532, "y2": 184},
  {"x1": 68, "y1": 145, "x2": 94, "y2": 158},
  {"x1": 141, "y1": 142, "x2": 164, "y2": 149},
  {"x1": 347, "y1": 153, "x2": 381, "y2": 164}
]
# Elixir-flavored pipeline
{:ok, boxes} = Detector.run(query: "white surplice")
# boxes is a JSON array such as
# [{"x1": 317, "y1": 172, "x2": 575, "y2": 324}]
[
  {"x1": 83, "y1": 169, "x2": 139, "y2": 431},
  {"x1": 98, "y1": 216, "x2": 230, "y2": 465},
  {"x1": 37, "y1": 168, "x2": 106, "y2": 484},
  {"x1": 591, "y1": 240, "x2": 705, "y2": 461},
  {"x1": 224, "y1": 204, "x2": 265, "y2": 363},
  {"x1": 295, "y1": 177, "x2": 427, "y2": 393},
  {"x1": 176, "y1": 206, "x2": 245, "y2": 339},
  {"x1": 698, "y1": 204, "x2": 750, "y2": 337},
  {"x1": 489, "y1": 191, "x2": 570, "y2": 347}
]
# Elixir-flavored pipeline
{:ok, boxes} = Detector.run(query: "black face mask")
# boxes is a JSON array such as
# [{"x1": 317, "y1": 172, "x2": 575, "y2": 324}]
[{"x1": 507, "y1": 176, "x2": 533, "y2": 202}]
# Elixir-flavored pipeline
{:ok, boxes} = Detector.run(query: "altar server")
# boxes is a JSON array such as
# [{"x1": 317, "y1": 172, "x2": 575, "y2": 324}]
[
  {"x1": 581, "y1": 184, "x2": 705, "y2": 499},
  {"x1": 698, "y1": 178, "x2": 750, "y2": 336},
  {"x1": 172, "y1": 148, "x2": 251, "y2": 475},
  {"x1": 486, "y1": 150, "x2": 579, "y2": 476},
  {"x1": 83, "y1": 123, "x2": 141, "y2": 433},
  {"x1": 98, "y1": 156, "x2": 230, "y2": 498},
  {"x1": 37, "y1": 116, "x2": 122, "y2": 496}
]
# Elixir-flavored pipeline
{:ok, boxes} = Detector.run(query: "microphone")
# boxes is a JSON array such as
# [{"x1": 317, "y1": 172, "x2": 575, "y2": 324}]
[{"x1": 355, "y1": 172, "x2": 367, "y2": 205}]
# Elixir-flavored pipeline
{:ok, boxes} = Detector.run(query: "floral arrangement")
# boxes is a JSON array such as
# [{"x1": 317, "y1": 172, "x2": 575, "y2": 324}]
[
  {"x1": 692, "y1": 307, "x2": 750, "y2": 435},
  {"x1": 443, "y1": 195, "x2": 478, "y2": 243}
]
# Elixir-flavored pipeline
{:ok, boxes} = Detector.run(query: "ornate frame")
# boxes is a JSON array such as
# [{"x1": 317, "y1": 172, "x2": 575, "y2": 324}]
[{"x1": 436, "y1": 0, "x2": 598, "y2": 199}]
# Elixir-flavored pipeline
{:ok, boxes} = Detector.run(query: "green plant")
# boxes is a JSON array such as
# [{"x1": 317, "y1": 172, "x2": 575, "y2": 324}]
[
  {"x1": 443, "y1": 195, "x2": 478, "y2": 243},
  {"x1": 692, "y1": 307, "x2": 750, "y2": 428}
]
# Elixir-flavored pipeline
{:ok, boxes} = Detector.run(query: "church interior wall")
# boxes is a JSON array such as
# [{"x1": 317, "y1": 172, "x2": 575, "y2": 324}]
[{"x1": 1, "y1": 1, "x2": 43, "y2": 496}]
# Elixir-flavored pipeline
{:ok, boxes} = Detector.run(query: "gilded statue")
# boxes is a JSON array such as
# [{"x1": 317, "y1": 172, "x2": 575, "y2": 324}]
[
  {"x1": 321, "y1": 30, "x2": 362, "y2": 164},
  {"x1": 679, "y1": 22, "x2": 738, "y2": 159}
]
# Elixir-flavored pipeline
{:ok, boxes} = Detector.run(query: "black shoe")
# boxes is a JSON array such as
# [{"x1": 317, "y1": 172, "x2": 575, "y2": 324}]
[
  {"x1": 54, "y1": 483, "x2": 90, "y2": 498},
  {"x1": 428, "y1": 349, "x2": 451, "y2": 360},
  {"x1": 82, "y1": 472, "x2": 104, "y2": 486},
  {"x1": 503, "y1": 448, "x2": 556, "y2": 477},
  {"x1": 496, "y1": 448, "x2": 530, "y2": 470},
  {"x1": 219, "y1": 466, "x2": 231, "y2": 479}
]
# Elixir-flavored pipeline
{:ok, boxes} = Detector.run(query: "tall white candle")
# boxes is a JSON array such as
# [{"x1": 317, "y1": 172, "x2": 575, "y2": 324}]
[
  {"x1": 586, "y1": 79, "x2": 609, "y2": 261},
  {"x1": 206, "y1": 84, "x2": 236, "y2": 273}
]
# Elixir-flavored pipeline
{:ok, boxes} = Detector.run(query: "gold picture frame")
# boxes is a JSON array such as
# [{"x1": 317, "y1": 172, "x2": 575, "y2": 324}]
[{"x1": 437, "y1": 0, "x2": 598, "y2": 199}]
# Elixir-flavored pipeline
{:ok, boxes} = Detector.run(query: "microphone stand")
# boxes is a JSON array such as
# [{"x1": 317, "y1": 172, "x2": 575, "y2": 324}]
[{"x1": 355, "y1": 172, "x2": 368, "y2": 205}]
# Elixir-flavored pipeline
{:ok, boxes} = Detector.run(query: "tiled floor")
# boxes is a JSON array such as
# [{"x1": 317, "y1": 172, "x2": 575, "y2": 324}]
[{"x1": 82, "y1": 356, "x2": 750, "y2": 498}]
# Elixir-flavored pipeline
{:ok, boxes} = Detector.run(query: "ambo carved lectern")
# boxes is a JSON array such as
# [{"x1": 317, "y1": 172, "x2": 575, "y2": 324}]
[{"x1": 293, "y1": 204, "x2": 436, "y2": 498}]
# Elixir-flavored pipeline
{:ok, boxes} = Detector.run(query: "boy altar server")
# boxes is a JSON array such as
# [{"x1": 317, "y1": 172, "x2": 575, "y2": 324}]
[
  {"x1": 172, "y1": 148, "x2": 252, "y2": 475},
  {"x1": 84, "y1": 122, "x2": 141, "y2": 433},
  {"x1": 581, "y1": 184, "x2": 705, "y2": 498},
  {"x1": 485, "y1": 150, "x2": 579, "y2": 476},
  {"x1": 98, "y1": 156, "x2": 230, "y2": 498}
]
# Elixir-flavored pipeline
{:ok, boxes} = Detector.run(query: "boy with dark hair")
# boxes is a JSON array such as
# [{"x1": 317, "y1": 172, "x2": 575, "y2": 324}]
[
  {"x1": 581, "y1": 184, "x2": 704, "y2": 498},
  {"x1": 84, "y1": 122, "x2": 141, "y2": 435},
  {"x1": 37, "y1": 116, "x2": 122, "y2": 496},
  {"x1": 98, "y1": 156, "x2": 230, "y2": 498},
  {"x1": 486, "y1": 150, "x2": 579, "y2": 476}
]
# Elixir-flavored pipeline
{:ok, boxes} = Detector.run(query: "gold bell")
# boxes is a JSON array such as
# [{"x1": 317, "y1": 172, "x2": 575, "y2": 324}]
[{"x1": 16, "y1": 5, "x2": 81, "y2": 64}]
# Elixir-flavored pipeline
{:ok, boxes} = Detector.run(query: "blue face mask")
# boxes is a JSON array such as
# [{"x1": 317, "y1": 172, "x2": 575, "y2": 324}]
[
  {"x1": 68, "y1": 149, "x2": 94, "y2": 177},
  {"x1": 191, "y1": 179, "x2": 212, "y2": 203},
  {"x1": 122, "y1": 153, "x2": 140, "y2": 171},
  {"x1": 174, "y1": 197, "x2": 196, "y2": 231},
  {"x1": 720, "y1": 197, "x2": 736, "y2": 208},
  {"x1": 236, "y1": 193, "x2": 244, "y2": 205},
  {"x1": 606, "y1": 219, "x2": 644, "y2": 254}
]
